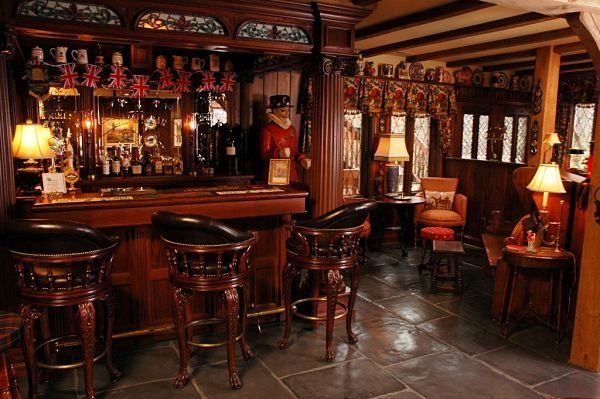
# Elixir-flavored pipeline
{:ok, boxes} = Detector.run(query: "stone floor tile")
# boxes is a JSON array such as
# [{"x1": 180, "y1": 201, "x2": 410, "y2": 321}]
[
  {"x1": 419, "y1": 315, "x2": 507, "y2": 355},
  {"x1": 378, "y1": 294, "x2": 449, "y2": 324},
  {"x1": 475, "y1": 345, "x2": 575, "y2": 385},
  {"x1": 387, "y1": 351, "x2": 544, "y2": 399},
  {"x1": 100, "y1": 379, "x2": 200, "y2": 398},
  {"x1": 283, "y1": 358, "x2": 406, "y2": 399},
  {"x1": 507, "y1": 325, "x2": 571, "y2": 363},
  {"x1": 357, "y1": 276, "x2": 407, "y2": 302},
  {"x1": 535, "y1": 371, "x2": 600, "y2": 398}
]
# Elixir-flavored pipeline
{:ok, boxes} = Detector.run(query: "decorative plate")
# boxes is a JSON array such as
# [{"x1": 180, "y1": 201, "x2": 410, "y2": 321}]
[
  {"x1": 454, "y1": 66, "x2": 473, "y2": 85},
  {"x1": 144, "y1": 115, "x2": 158, "y2": 130},
  {"x1": 441, "y1": 70, "x2": 452, "y2": 83},
  {"x1": 472, "y1": 69, "x2": 484, "y2": 86},
  {"x1": 518, "y1": 76, "x2": 530, "y2": 91},
  {"x1": 494, "y1": 72, "x2": 508, "y2": 89},
  {"x1": 408, "y1": 62, "x2": 425, "y2": 81}
]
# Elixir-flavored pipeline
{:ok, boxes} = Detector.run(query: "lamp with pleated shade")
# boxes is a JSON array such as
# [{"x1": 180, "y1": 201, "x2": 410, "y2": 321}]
[
  {"x1": 374, "y1": 134, "x2": 410, "y2": 197},
  {"x1": 12, "y1": 120, "x2": 54, "y2": 194},
  {"x1": 526, "y1": 162, "x2": 565, "y2": 213}
]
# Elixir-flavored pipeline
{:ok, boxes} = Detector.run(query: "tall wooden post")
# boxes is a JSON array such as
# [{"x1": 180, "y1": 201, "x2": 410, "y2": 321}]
[{"x1": 307, "y1": 57, "x2": 345, "y2": 217}]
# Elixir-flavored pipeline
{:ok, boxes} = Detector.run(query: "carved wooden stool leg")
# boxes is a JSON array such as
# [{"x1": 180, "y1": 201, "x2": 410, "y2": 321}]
[
  {"x1": 224, "y1": 288, "x2": 241, "y2": 389},
  {"x1": 0, "y1": 352, "x2": 22, "y2": 399},
  {"x1": 76, "y1": 302, "x2": 96, "y2": 399},
  {"x1": 19, "y1": 304, "x2": 40, "y2": 399},
  {"x1": 171, "y1": 287, "x2": 191, "y2": 389},
  {"x1": 278, "y1": 262, "x2": 296, "y2": 350},
  {"x1": 346, "y1": 262, "x2": 360, "y2": 345},
  {"x1": 38, "y1": 309, "x2": 51, "y2": 384},
  {"x1": 325, "y1": 270, "x2": 343, "y2": 362},
  {"x1": 239, "y1": 284, "x2": 254, "y2": 361},
  {"x1": 103, "y1": 289, "x2": 122, "y2": 381}
]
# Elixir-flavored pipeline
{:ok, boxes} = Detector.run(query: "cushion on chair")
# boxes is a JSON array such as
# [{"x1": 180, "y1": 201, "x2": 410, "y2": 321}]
[
  {"x1": 421, "y1": 227, "x2": 455, "y2": 241},
  {"x1": 417, "y1": 209, "x2": 463, "y2": 225},
  {"x1": 424, "y1": 190, "x2": 455, "y2": 210},
  {"x1": 0, "y1": 312, "x2": 21, "y2": 353}
]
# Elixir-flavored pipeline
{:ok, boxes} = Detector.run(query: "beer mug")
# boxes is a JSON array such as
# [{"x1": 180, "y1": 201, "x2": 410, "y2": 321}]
[
  {"x1": 49, "y1": 46, "x2": 68, "y2": 63},
  {"x1": 71, "y1": 49, "x2": 88, "y2": 64},
  {"x1": 95, "y1": 54, "x2": 105, "y2": 66},
  {"x1": 172, "y1": 55, "x2": 188, "y2": 70},
  {"x1": 112, "y1": 51, "x2": 123, "y2": 66},
  {"x1": 30, "y1": 46, "x2": 44, "y2": 62},
  {"x1": 190, "y1": 57, "x2": 204, "y2": 71},
  {"x1": 156, "y1": 55, "x2": 167, "y2": 69}
]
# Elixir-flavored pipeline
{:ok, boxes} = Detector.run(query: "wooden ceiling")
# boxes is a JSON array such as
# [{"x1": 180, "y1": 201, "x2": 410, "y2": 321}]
[{"x1": 354, "y1": 0, "x2": 594, "y2": 74}]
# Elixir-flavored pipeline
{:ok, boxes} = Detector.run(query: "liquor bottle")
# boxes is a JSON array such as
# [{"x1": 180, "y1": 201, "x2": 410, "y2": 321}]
[
  {"x1": 130, "y1": 146, "x2": 142, "y2": 175},
  {"x1": 153, "y1": 152, "x2": 163, "y2": 175},
  {"x1": 101, "y1": 149, "x2": 110, "y2": 176},
  {"x1": 120, "y1": 147, "x2": 131, "y2": 176},
  {"x1": 225, "y1": 128, "x2": 238, "y2": 176},
  {"x1": 142, "y1": 151, "x2": 153, "y2": 176},
  {"x1": 111, "y1": 146, "x2": 121, "y2": 176},
  {"x1": 173, "y1": 149, "x2": 184, "y2": 175},
  {"x1": 163, "y1": 156, "x2": 173, "y2": 175}
]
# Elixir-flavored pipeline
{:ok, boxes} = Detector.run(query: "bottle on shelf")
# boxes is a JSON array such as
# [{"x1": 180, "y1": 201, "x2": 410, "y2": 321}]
[
  {"x1": 174, "y1": 149, "x2": 184, "y2": 175},
  {"x1": 142, "y1": 151, "x2": 153, "y2": 176},
  {"x1": 101, "y1": 148, "x2": 110, "y2": 177},
  {"x1": 130, "y1": 146, "x2": 142, "y2": 175},
  {"x1": 120, "y1": 147, "x2": 131, "y2": 176},
  {"x1": 153, "y1": 152, "x2": 163, "y2": 175},
  {"x1": 225, "y1": 127, "x2": 238, "y2": 176},
  {"x1": 111, "y1": 146, "x2": 121, "y2": 176},
  {"x1": 163, "y1": 156, "x2": 174, "y2": 175}
]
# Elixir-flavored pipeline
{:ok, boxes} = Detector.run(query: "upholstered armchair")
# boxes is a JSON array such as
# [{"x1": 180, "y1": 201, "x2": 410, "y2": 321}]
[{"x1": 414, "y1": 177, "x2": 467, "y2": 241}]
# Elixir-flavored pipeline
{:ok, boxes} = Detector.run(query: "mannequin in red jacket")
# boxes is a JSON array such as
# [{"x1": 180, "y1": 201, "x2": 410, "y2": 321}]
[{"x1": 260, "y1": 95, "x2": 310, "y2": 182}]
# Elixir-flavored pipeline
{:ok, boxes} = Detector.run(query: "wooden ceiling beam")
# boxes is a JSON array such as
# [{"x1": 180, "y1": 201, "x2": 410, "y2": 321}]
[
  {"x1": 554, "y1": 42, "x2": 585, "y2": 53},
  {"x1": 406, "y1": 28, "x2": 576, "y2": 62},
  {"x1": 446, "y1": 50, "x2": 537, "y2": 67},
  {"x1": 482, "y1": 54, "x2": 589, "y2": 72},
  {"x1": 560, "y1": 61, "x2": 595, "y2": 72},
  {"x1": 362, "y1": 13, "x2": 554, "y2": 57},
  {"x1": 355, "y1": 0, "x2": 493, "y2": 40},
  {"x1": 351, "y1": 0, "x2": 380, "y2": 5}
]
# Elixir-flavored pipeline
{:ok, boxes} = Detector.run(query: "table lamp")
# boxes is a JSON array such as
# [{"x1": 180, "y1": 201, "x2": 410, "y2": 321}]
[
  {"x1": 374, "y1": 134, "x2": 410, "y2": 198},
  {"x1": 542, "y1": 132, "x2": 561, "y2": 162},
  {"x1": 526, "y1": 162, "x2": 565, "y2": 214},
  {"x1": 12, "y1": 120, "x2": 55, "y2": 194}
]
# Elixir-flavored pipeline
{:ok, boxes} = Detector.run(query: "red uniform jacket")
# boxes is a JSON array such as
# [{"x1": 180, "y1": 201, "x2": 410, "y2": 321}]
[{"x1": 260, "y1": 121, "x2": 305, "y2": 182}]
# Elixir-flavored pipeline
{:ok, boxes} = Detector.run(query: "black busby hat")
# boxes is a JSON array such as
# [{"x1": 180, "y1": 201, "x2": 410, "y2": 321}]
[{"x1": 268, "y1": 95, "x2": 293, "y2": 109}]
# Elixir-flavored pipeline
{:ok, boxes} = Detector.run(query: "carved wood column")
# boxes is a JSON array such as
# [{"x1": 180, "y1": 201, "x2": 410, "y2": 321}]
[
  {"x1": 308, "y1": 57, "x2": 345, "y2": 217},
  {"x1": 0, "y1": 44, "x2": 16, "y2": 227},
  {"x1": 529, "y1": 46, "x2": 561, "y2": 166}
]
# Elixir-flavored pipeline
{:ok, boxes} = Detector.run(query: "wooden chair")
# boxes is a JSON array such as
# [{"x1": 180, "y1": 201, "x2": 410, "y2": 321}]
[
  {"x1": 152, "y1": 211, "x2": 256, "y2": 390},
  {"x1": 278, "y1": 200, "x2": 377, "y2": 361},
  {"x1": 4, "y1": 219, "x2": 121, "y2": 399}
]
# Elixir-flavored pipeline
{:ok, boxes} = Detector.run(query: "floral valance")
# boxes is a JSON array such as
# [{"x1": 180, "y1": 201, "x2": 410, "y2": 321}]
[
  {"x1": 18, "y1": 0, "x2": 122, "y2": 25},
  {"x1": 137, "y1": 12, "x2": 225, "y2": 35},
  {"x1": 557, "y1": 74, "x2": 598, "y2": 104},
  {"x1": 344, "y1": 77, "x2": 457, "y2": 118},
  {"x1": 236, "y1": 21, "x2": 310, "y2": 44}
]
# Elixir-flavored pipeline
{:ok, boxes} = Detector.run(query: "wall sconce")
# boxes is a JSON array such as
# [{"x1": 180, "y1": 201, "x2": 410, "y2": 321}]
[{"x1": 374, "y1": 134, "x2": 410, "y2": 198}]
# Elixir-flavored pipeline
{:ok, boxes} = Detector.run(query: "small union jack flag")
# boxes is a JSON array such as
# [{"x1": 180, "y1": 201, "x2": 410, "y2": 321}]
[
  {"x1": 219, "y1": 71, "x2": 236, "y2": 93},
  {"x1": 200, "y1": 71, "x2": 216, "y2": 91},
  {"x1": 57, "y1": 63, "x2": 78, "y2": 89},
  {"x1": 130, "y1": 75, "x2": 150, "y2": 98},
  {"x1": 108, "y1": 65, "x2": 127, "y2": 89},
  {"x1": 80, "y1": 64, "x2": 102, "y2": 88},
  {"x1": 158, "y1": 68, "x2": 174, "y2": 90},
  {"x1": 173, "y1": 71, "x2": 191, "y2": 93}
]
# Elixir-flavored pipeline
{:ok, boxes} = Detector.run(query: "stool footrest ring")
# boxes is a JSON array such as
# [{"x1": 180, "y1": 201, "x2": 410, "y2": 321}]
[
  {"x1": 291, "y1": 297, "x2": 347, "y2": 322},
  {"x1": 185, "y1": 317, "x2": 244, "y2": 349},
  {"x1": 35, "y1": 334, "x2": 107, "y2": 370}
]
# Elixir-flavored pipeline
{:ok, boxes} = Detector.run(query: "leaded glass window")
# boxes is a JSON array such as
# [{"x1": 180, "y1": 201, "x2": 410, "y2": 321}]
[
  {"x1": 343, "y1": 111, "x2": 362, "y2": 196},
  {"x1": 462, "y1": 114, "x2": 474, "y2": 159},
  {"x1": 516, "y1": 117, "x2": 527, "y2": 163},
  {"x1": 570, "y1": 103, "x2": 596, "y2": 169},
  {"x1": 477, "y1": 115, "x2": 489, "y2": 160},
  {"x1": 413, "y1": 117, "x2": 430, "y2": 190},
  {"x1": 138, "y1": 12, "x2": 225, "y2": 35},
  {"x1": 391, "y1": 114, "x2": 406, "y2": 134},
  {"x1": 18, "y1": 0, "x2": 122, "y2": 25},
  {"x1": 237, "y1": 21, "x2": 309, "y2": 44},
  {"x1": 502, "y1": 117, "x2": 514, "y2": 162}
]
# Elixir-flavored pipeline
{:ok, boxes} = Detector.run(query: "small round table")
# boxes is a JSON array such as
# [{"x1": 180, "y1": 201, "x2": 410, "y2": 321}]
[
  {"x1": 501, "y1": 245, "x2": 574, "y2": 342},
  {"x1": 374, "y1": 196, "x2": 426, "y2": 257}
]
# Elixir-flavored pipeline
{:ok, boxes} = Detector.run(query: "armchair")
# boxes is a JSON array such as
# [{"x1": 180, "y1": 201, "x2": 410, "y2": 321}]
[{"x1": 414, "y1": 177, "x2": 467, "y2": 241}]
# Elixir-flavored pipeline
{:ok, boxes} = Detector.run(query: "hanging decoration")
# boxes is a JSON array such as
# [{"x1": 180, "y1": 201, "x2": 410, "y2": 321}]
[
  {"x1": 384, "y1": 79, "x2": 408, "y2": 114},
  {"x1": 157, "y1": 68, "x2": 174, "y2": 90},
  {"x1": 531, "y1": 79, "x2": 542, "y2": 114},
  {"x1": 428, "y1": 85, "x2": 450, "y2": 117},
  {"x1": 218, "y1": 71, "x2": 237, "y2": 92},
  {"x1": 199, "y1": 71, "x2": 216, "y2": 91},
  {"x1": 57, "y1": 63, "x2": 78, "y2": 89},
  {"x1": 173, "y1": 71, "x2": 192, "y2": 93},
  {"x1": 80, "y1": 64, "x2": 102, "y2": 88},
  {"x1": 130, "y1": 75, "x2": 150, "y2": 98},
  {"x1": 406, "y1": 83, "x2": 428, "y2": 116},
  {"x1": 108, "y1": 65, "x2": 127, "y2": 89},
  {"x1": 343, "y1": 76, "x2": 361, "y2": 111},
  {"x1": 361, "y1": 77, "x2": 384, "y2": 113}
]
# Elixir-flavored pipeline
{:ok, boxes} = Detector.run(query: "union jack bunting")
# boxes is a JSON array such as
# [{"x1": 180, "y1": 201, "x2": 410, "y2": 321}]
[
  {"x1": 108, "y1": 65, "x2": 127, "y2": 89},
  {"x1": 173, "y1": 71, "x2": 191, "y2": 93},
  {"x1": 200, "y1": 71, "x2": 216, "y2": 91},
  {"x1": 130, "y1": 75, "x2": 150, "y2": 98},
  {"x1": 219, "y1": 71, "x2": 236, "y2": 93},
  {"x1": 80, "y1": 64, "x2": 102, "y2": 88},
  {"x1": 57, "y1": 63, "x2": 78, "y2": 89},
  {"x1": 158, "y1": 68, "x2": 174, "y2": 90}
]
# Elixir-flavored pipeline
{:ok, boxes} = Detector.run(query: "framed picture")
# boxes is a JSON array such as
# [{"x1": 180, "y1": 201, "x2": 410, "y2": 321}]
[
  {"x1": 173, "y1": 118, "x2": 182, "y2": 147},
  {"x1": 101, "y1": 118, "x2": 138, "y2": 145},
  {"x1": 41, "y1": 172, "x2": 67, "y2": 194},
  {"x1": 268, "y1": 158, "x2": 290, "y2": 185}
]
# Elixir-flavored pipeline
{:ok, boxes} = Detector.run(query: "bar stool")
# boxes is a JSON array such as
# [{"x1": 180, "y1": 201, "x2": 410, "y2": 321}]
[
  {"x1": 419, "y1": 226, "x2": 455, "y2": 272},
  {"x1": 279, "y1": 200, "x2": 377, "y2": 361},
  {"x1": 4, "y1": 219, "x2": 121, "y2": 399},
  {"x1": 152, "y1": 211, "x2": 256, "y2": 390},
  {"x1": 0, "y1": 312, "x2": 21, "y2": 399}
]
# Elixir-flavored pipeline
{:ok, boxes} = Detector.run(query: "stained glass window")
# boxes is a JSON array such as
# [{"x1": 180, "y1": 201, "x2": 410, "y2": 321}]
[
  {"x1": 462, "y1": 114, "x2": 474, "y2": 159},
  {"x1": 343, "y1": 112, "x2": 362, "y2": 196},
  {"x1": 138, "y1": 12, "x2": 225, "y2": 35},
  {"x1": 477, "y1": 115, "x2": 489, "y2": 160},
  {"x1": 570, "y1": 103, "x2": 596, "y2": 169},
  {"x1": 391, "y1": 114, "x2": 406, "y2": 134},
  {"x1": 516, "y1": 117, "x2": 527, "y2": 163},
  {"x1": 502, "y1": 117, "x2": 514, "y2": 162},
  {"x1": 413, "y1": 117, "x2": 430, "y2": 191},
  {"x1": 237, "y1": 21, "x2": 309, "y2": 44},
  {"x1": 18, "y1": 0, "x2": 121, "y2": 25}
]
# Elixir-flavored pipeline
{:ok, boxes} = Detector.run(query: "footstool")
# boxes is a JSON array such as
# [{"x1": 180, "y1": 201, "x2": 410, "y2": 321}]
[
  {"x1": 0, "y1": 311, "x2": 22, "y2": 399},
  {"x1": 431, "y1": 240, "x2": 465, "y2": 295},
  {"x1": 419, "y1": 226, "x2": 455, "y2": 272}
]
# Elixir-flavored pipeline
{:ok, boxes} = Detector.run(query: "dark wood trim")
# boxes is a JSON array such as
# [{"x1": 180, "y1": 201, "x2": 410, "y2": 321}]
[
  {"x1": 362, "y1": 13, "x2": 554, "y2": 57},
  {"x1": 562, "y1": 52, "x2": 592, "y2": 63},
  {"x1": 560, "y1": 61, "x2": 595, "y2": 72},
  {"x1": 406, "y1": 28, "x2": 576, "y2": 62},
  {"x1": 555, "y1": 41, "x2": 585, "y2": 54},
  {"x1": 446, "y1": 50, "x2": 537, "y2": 68},
  {"x1": 482, "y1": 60, "x2": 535, "y2": 72},
  {"x1": 351, "y1": 0, "x2": 380, "y2": 5},
  {"x1": 355, "y1": 0, "x2": 493, "y2": 40}
]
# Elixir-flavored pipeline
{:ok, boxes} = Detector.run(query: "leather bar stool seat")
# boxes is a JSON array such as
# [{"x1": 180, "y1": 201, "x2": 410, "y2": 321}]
[
  {"x1": 4, "y1": 219, "x2": 121, "y2": 399},
  {"x1": 279, "y1": 200, "x2": 377, "y2": 361},
  {"x1": 152, "y1": 211, "x2": 257, "y2": 390}
]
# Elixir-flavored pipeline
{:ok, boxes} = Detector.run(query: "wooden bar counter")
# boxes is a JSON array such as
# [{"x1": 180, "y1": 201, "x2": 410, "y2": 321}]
[{"x1": 18, "y1": 185, "x2": 308, "y2": 337}]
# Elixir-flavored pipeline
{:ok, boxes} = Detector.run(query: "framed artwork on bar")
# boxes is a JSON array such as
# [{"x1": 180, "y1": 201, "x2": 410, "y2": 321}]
[
  {"x1": 101, "y1": 118, "x2": 138, "y2": 146},
  {"x1": 173, "y1": 118, "x2": 182, "y2": 147},
  {"x1": 268, "y1": 158, "x2": 290, "y2": 185},
  {"x1": 42, "y1": 172, "x2": 67, "y2": 194}
]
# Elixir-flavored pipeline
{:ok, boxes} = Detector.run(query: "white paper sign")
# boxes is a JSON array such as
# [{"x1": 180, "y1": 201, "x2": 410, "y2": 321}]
[{"x1": 42, "y1": 173, "x2": 67, "y2": 194}]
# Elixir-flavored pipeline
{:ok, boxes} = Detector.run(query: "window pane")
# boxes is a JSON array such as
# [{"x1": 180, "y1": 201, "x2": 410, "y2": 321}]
[
  {"x1": 413, "y1": 116, "x2": 430, "y2": 191},
  {"x1": 502, "y1": 117, "x2": 514, "y2": 162},
  {"x1": 571, "y1": 103, "x2": 596, "y2": 169},
  {"x1": 391, "y1": 114, "x2": 406, "y2": 134},
  {"x1": 462, "y1": 114, "x2": 474, "y2": 159},
  {"x1": 516, "y1": 117, "x2": 527, "y2": 163},
  {"x1": 477, "y1": 115, "x2": 489, "y2": 160},
  {"x1": 343, "y1": 112, "x2": 362, "y2": 196}
]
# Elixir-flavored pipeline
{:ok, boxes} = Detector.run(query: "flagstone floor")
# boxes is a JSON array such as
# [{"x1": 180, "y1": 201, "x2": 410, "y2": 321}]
[{"x1": 19, "y1": 243, "x2": 600, "y2": 398}]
